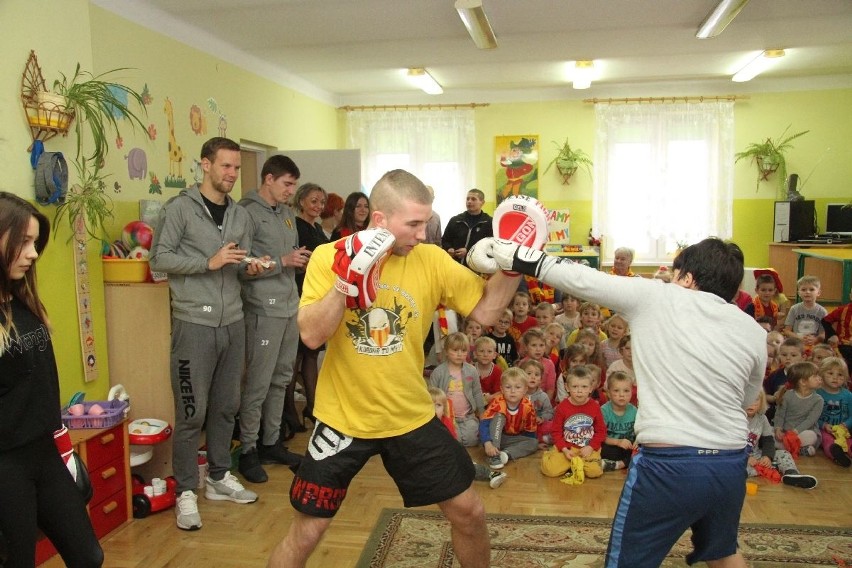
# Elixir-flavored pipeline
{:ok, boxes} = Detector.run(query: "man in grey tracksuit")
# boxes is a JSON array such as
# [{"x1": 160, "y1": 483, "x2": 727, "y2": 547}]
[
  {"x1": 236, "y1": 155, "x2": 309, "y2": 483},
  {"x1": 150, "y1": 137, "x2": 262, "y2": 531}
]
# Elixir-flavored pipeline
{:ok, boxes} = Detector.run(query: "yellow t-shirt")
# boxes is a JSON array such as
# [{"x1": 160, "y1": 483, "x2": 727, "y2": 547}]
[{"x1": 301, "y1": 242, "x2": 485, "y2": 438}]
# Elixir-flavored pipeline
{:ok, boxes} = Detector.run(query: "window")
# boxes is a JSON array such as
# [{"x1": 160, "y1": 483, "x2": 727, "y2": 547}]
[
  {"x1": 347, "y1": 110, "x2": 476, "y2": 232},
  {"x1": 593, "y1": 102, "x2": 735, "y2": 265}
]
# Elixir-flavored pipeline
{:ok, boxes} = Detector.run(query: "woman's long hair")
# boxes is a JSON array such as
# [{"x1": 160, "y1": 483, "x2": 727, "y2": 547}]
[
  {"x1": 337, "y1": 192, "x2": 370, "y2": 233},
  {"x1": 0, "y1": 192, "x2": 51, "y2": 350}
]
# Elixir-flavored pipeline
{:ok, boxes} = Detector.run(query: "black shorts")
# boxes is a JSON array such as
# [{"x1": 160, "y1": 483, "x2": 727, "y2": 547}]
[{"x1": 289, "y1": 417, "x2": 475, "y2": 518}]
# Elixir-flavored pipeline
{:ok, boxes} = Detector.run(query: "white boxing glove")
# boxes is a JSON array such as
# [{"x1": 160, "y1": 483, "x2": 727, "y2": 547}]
[{"x1": 465, "y1": 239, "x2": 500, "y2": 274}]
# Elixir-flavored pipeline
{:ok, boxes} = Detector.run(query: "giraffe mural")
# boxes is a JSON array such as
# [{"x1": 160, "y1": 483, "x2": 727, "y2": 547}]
[{"x1": 163, "y1": 97, "x2": 186, "y2": 188}]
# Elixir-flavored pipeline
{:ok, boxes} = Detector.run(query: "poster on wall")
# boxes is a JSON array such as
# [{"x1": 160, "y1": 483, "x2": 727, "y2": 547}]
[
  {"x1": 495, "y1": 135, "x2": 539, "y2": 205},
  {"x1": 546, "y1": 208, "x2": 570, "y2": 244}
]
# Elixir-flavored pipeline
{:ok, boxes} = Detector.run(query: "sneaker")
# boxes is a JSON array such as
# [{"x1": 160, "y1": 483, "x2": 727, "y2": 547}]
[
  {"x1": 488, "y1": 470, "x2": 507, "y2": 489},
  {"x1": 258, "y1": 443, "x2": 304, "y2": 467},
  {"x1": 798, "y1": 445, "x2": 816, "y2": 457},
  {"x1": 175, "y1": 490, "x2": 202, "y2": 530},
  {"x1": 205, "y1": 471, "x2": 259, "y2": 503},
  {"x1": 601, "y1": 459, "x2": 618, "y2": 472},
  {"x1": 238, "y1": 448, "x2": 268, "y2": 484},
  {"x1": 830, "y1": 444, "x2": 852, "y2": 467},
  {"x1": 782, "y1": 473, "x2": 818, "y2": 489},
  {"x1": 488, "y1": 451, "x2": 509, "y2": 470}
]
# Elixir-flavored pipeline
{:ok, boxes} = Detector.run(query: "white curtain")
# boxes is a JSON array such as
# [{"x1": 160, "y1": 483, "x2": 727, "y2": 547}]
[
  {"x1": 593, "y1": 102, "x2": 735, "y2": 263},
  {"x1": 347, "y1": 109, "x2": 476, "y2": 233}
]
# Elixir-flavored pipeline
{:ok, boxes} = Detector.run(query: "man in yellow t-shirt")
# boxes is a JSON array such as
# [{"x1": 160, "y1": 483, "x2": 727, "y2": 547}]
[{"x1": 268, "y1": 170, "x2": 521, "y2": 568}]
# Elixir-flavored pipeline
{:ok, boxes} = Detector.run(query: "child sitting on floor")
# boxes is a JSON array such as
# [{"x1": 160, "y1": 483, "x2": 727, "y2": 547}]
[
  {"x1": 600, "y1": 371, "x2": 637, "y2": 472},
  {"x1": 517, "y1": 328, "x2": 557, "y2": 403},
  {"x1": 774, "y1": 361, "x2": 824, "y2": 457},
  {"x1": 765, "y1": 336, "x2": 805, "y2": 422},
  {"x1": 816, "y1": 357, "x2": 852, "y2": 467},
  {"x1": 428, "y1": 332, "x2": 484, "y2": 447},
  {"x1": 519, "y1": 359, "x2": 554, "y2": 446},
  {"x1": 429, "y1": 387, "x2": 507, "y2": 488},
  {"x1": 543, "y1": 322, "x2": 564, "y2": 371},
  {"x1": 479, "y1": 368, "x2": 539, "y2": 469},
  {"x1": 600, "y1": 314, "x2": 628, "y2": 370},
  {"x1": 745, "y1": 390, "x2": 818, "y2": 489},
  {"x1": 541, "y1": 365, "x2": 606, "y2": 481},
  {"x1": 555, "y1": 294, "x2": 581, "y2": 346},
  {"x1": 488, "y1": 308, "x2": 518, "y2": 367},
  {"x1": 473, "y1": 336, "x2": 502, "y2": 403},
  {"x1": 556, "y1": 344, "x2": 588, "y2": 403}
]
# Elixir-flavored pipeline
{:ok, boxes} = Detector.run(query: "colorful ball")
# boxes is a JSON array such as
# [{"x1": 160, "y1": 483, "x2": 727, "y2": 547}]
[{"x1": 122, "y1": 221, "x2": 154, "y2": 250}]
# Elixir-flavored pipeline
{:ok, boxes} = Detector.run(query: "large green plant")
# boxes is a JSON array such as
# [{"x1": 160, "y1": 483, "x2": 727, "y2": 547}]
[
  {"x1": 735, "y1": 126, "x2": 808, "y2": 198},
  {"x1": 543, "y1": 138, "x2": 593, "y2": 185},
  {"x1": 50, "y1": 64, "x2": 146, "y2": 239}
]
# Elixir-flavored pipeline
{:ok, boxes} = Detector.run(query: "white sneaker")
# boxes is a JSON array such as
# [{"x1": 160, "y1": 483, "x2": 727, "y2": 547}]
[
  {"x1": 205, "y1": 471, "x2": 258, "y2": 504},
  {"x1": 489, "y1": 470, "x2": 507, "y2": 489},
  {"x1": 176, "y1": 490, "x2": 202, "y2": 531}
]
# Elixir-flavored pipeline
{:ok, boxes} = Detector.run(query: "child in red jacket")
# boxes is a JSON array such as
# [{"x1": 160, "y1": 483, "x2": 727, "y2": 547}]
[{"x1": 541, "y1": 365, "x2": 606, "y2": 480}]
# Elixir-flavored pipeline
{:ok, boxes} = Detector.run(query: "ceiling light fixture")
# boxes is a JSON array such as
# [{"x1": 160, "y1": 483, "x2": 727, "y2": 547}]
[
  {"x1": 455, "y1": 0, "x2": 498, "y2": 50},
  {"x1": 696, "y1": 0, "x2": 750, "y2": 39},
  {"x1": 407, "y1": 68, "x2": 443, "y2": 95},
  {"x1": 732, "y1": 49, "x2": 785, "y2": 82},
  {"x1": 573, "y1": 60, "x2": 594, "y2": 90}
]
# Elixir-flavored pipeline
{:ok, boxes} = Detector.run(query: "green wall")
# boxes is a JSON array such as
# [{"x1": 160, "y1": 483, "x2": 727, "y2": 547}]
[
  {"x1": 2, "y1": 1, "x2": 850, "y2": 402},
  {"x1": 474, "y1": 92, "x2": 852, "y2": 267},
  {"x1": 0, "y1": 0, "x2": 339, "y2": 402}
]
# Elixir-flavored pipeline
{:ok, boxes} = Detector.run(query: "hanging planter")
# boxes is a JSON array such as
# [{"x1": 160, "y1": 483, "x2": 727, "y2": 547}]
[
  {"x1": 735, "y1": 126, "x2": 808, "y2": 198},
  {"x1": 544, "y1": 138, "x2": 593, "y2": 185}
]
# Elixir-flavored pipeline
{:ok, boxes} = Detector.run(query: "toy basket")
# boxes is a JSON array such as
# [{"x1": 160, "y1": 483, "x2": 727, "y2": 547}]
[{"x1": 62, "y1": 400, "x2": 129, "y2": 430}]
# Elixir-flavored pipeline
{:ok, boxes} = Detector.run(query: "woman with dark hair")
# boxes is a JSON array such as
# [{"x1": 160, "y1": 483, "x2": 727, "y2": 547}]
[
  {"x1": 281, "y1": 183, "x2": 329, "y2": 440},
  {"x1": 0, "y1": 192, "x2": 103, "y2": 567},
  {"x1": 332, "y1": 191, "x2": 370, "y2": 240}
]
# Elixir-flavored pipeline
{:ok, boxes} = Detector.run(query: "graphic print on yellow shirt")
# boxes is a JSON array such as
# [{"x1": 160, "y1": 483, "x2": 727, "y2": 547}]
[{"x1": 301, "y1": 242, "x2": 486, "y2": 439}]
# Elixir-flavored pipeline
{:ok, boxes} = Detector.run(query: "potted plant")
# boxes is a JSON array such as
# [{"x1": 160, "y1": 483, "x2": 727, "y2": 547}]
[
  {"x1": 49, "y1": 64, "x2": 146, "y2": 239},
  {"x1": 543, "y1": 138, "x2": 593, "y2": 185},
  {"x1": 735, "y1": 125, "x2": 809, "y2": 198}
]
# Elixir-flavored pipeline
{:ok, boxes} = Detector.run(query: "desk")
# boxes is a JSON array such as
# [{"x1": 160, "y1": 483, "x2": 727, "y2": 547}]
[{"x1": 794, "y1": 248, "x2": 852, "y2": 303}]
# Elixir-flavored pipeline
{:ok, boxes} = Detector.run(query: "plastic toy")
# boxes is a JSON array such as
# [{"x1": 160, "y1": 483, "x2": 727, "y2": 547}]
[{"x1": 128, "y1": 418, "x2": 177, "y2": 518}]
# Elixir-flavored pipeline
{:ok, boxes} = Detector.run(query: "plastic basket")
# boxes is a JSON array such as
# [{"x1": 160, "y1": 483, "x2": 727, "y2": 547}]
[{"x1": 62, "y1": 400, "x2": 129, "y2": 430}]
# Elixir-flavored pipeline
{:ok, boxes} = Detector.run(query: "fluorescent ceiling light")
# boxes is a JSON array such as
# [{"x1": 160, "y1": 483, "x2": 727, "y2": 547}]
[
  {"x1": 407, "y1": 68, "x2": 443, "y2": 95},
  {"x1": 455, "y1": 0, "x2": 497, "y2": 50},
  {"x1": 696, "y1": 0, "x2": 750, "y2": 39},
  {"x1": 573, "y1": 60, "x2": 594, "y2": 90},
  {"x1": 732, "y1": 49, "x2": 785, "y2": 82}
]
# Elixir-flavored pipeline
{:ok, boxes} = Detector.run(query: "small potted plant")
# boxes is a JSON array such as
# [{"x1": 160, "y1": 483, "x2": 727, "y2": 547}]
[
  {"x1": 735, "y1": 126, "x2": 808, "y2": 198},
  {"x1": 49, "y1": 64, "x2": 147, "y2": 239},
  {"x1": 543, "y1": 138, "x2": 593, "y2": 185}
]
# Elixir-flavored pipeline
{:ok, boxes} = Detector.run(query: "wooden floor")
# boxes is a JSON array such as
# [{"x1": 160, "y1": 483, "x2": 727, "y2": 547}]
[{"x1": 50, "y1": 431, "x2": 852, "y2": 568}]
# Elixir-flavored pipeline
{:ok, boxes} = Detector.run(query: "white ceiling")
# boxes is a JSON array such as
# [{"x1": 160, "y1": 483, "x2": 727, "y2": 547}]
[{"x1": 92, "y1": 0, "x2": 852, "y2": 107}]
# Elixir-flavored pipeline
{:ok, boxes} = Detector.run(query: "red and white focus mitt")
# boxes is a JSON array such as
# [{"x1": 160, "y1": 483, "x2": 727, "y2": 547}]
[
  {"x1": 332, "y1": 228, "x2": 395, "y2": 309},
  {"x1": 467, "y1": 195, "x2": 549, "y2": 274}
]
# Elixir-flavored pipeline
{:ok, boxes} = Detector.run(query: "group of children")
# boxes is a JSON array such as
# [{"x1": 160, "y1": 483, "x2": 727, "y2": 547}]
[{"x1": 424, "y1": 267, "x2": 852, "y2": 490}]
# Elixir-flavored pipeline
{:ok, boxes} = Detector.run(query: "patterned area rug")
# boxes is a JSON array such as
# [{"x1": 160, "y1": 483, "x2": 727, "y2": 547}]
[{"x1": 357, "y1": 509, "x2": 852, "y2": 568}]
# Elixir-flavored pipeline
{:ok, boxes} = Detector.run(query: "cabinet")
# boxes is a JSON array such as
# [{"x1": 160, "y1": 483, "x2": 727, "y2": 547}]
[
  {"x1": 104, "y1": 283, "x2": 174, "y2": 479},
  {"x1": 36, "y1": 423, "x2": 131, "y2": 565},
  {"x1": 768, "y1": 243, "x2": 850, "y2": 303}
]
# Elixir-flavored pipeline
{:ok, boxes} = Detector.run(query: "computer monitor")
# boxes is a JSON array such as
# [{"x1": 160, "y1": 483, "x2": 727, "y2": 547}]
[{"x1": 826, "y1": 203, "x2": 852, "y2": 236}]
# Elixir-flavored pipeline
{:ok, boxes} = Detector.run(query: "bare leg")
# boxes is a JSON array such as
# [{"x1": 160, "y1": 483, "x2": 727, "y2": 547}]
[
  {"x1": 706, "y1": 552, "x2": 748, "y2": 568},
  {"x1": 437, "y1": 486, "x2": 490, "y2": 568},
  {"x1": 301, "y1": 351, "x2": 319, "y2": 421},
  {"x1": 267, "y1": 512, "x2": 332, "y2": 568}
]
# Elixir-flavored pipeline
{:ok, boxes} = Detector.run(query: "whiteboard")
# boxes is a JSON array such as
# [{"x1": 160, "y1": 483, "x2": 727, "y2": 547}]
[{"x1": 274, "y1": 149, "x2": 362, "y2": 197}]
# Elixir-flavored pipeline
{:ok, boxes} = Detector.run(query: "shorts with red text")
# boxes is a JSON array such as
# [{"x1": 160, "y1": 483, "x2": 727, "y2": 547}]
[{"x1": 289, "y1": 417, "x2": 475, "y2": 518}]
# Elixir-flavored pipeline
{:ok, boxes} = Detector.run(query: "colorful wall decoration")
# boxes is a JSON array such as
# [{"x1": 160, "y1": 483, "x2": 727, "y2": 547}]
[{"x1": 495, "y1": 134, "x2": 539, "y2": 204}]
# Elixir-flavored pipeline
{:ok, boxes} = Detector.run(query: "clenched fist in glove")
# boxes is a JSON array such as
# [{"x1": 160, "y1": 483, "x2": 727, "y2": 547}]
[
  {"x1": 466, "y1": 238, "x2": 559, "y2": 279},
  {"x1": 332, "y1": 228, "x2": 395, "y2": 309}
]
